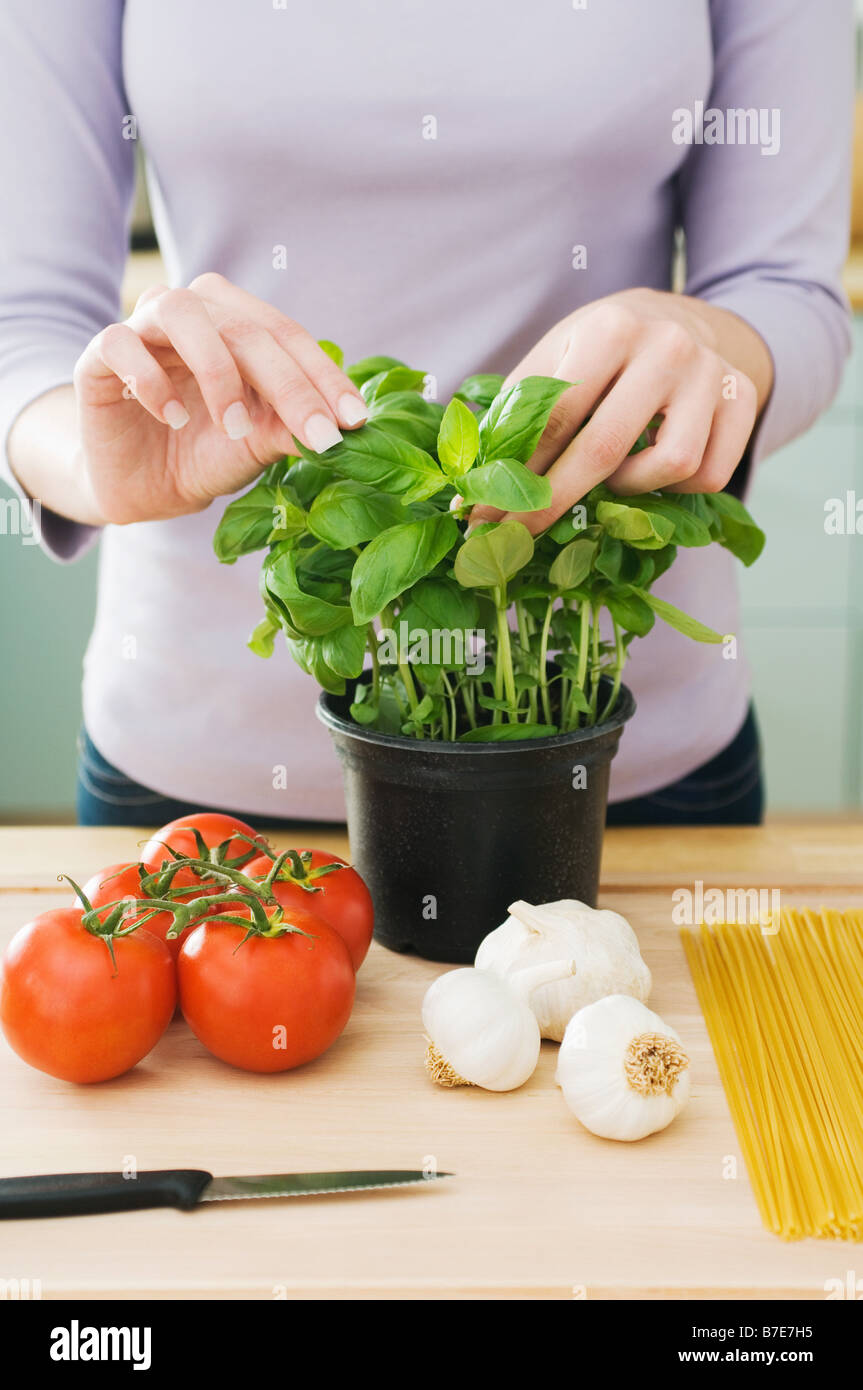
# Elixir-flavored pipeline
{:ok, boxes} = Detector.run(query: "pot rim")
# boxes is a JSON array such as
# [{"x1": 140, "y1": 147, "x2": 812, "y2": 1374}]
[{"x1": 316, "y1": 678, "x2": 636, "y2": 756}]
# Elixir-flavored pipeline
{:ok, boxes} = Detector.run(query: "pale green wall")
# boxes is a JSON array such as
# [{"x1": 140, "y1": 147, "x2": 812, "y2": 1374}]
[
  {"x1": 739, "y1": 316, "x2": 863, "y2": 810},
  {"x1": 0, "y1": 516, "x2": 98, "y2": 820},
  {"x1": 1, "y1": 322, "x2": 861, "y2": 822}
]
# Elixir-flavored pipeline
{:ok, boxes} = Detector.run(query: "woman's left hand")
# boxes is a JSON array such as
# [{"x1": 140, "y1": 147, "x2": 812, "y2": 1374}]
[{"x1": 469, "y1": 287, "x2": 774, "y2": 534}]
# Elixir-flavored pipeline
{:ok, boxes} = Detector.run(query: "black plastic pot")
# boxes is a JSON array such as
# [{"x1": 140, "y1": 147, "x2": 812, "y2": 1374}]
[{"x1": 317, "y1": 679, "x2": 635, "y2": 963}]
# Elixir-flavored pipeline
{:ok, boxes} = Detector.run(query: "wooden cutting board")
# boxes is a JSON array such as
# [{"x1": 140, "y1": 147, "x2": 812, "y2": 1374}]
[{"x1": 0, "y1": 823, "x2": 861, "y2": 1300}]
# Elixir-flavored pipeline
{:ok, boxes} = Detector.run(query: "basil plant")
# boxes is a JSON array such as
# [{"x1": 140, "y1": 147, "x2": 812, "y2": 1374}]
[{"x1": 213, "y1": 343, "x2": 764, "y2": 743}]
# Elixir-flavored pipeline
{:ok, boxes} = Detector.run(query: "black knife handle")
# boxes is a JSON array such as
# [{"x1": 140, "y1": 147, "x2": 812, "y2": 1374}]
[{"x1": 0, "y1": 1170, "x2": 212, "y2": 1219}]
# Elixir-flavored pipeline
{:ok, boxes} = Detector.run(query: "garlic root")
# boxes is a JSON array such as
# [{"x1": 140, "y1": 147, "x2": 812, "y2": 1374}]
[
  {"x1": 623, "y1": 1032, "x2": 689, "y2": 1098},
  {"x1": 425, "y1": 1040, "x2": 472, "y2": 1088},
  {"x1": 556, "y1": 995, "x2": 691, "y2": 1141}
]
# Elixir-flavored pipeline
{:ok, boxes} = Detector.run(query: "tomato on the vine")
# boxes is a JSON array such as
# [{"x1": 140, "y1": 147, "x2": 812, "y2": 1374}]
[
  {"x1": 177, "y1": 902, "x2": 355, "y2": 1073},
  {"x1": 75, "y1": 862, "x2": 213, "y2": 964},
  {"x1": 141, "y1": 812, "x2": 268, "y2": 889},
  {"x1": 0, "y1": 908, "x2": 176, "y2": 1083},
  {"x1": 244, "y1": 850, "x2": 374, "y2": 969}
]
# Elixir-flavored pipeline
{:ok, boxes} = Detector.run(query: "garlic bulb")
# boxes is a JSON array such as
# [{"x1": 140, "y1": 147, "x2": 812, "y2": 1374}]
[
  {"x1": 556, "y1": 995, "x2": 690, "y2": 1141},
  {"x1": 475, "y1": 899, "x2": 652, "y2": 1042},
  {"x1": 422, "y1": 960, "x2": 575, "y2": 1092}
]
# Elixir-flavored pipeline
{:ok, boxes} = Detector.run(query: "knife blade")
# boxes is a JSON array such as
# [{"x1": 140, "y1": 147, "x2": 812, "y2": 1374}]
[{"x1": 0, "y1": 1168, "x2": 452, "y2": 1219}]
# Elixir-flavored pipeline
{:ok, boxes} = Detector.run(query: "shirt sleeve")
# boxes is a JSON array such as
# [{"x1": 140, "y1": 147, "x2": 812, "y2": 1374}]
[
  {"x1": 0, "y1": 0, "x2": 135, "y2": 560},
  {"x1": 678, "y1": 0, "x2": 855, "y2": 468}
]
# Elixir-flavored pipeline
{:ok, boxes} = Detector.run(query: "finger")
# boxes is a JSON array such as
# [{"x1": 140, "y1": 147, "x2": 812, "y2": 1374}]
[
  {"x1": 189, "y1": 272, "x2": 368, "y2": 429},
  {"x1": 495, "y1": 361, "x2": 667, "y2": 535},
  {"x1": 605, "y1": 353, "x2": 721, "y2": 494},
  {"x1": 517, "y1": 305, "x2": 643, "y2": 473},
  {"x1": 468, "y1": 306, "x2": 639, "y2": 529},
  {"x1": 128, "y1": 289, "x2": 254, "y2": 439},
  {"x1": 133, "y1": 282, "x2": 170, "y2": 311},
  {"x1": 210, "y1": 307, "x2": 347, "y2": 453},
  {"x1": 83, "y1": 323, "x2": 190, "y2": 429},
  {"x1": 672, "y1": 369, "x2": 758, "y2": 493}
]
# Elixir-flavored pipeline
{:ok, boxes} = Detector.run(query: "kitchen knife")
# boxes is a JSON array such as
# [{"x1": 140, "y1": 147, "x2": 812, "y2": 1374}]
[{"x1": 0, "y1": 1168, "x2": 452, "y2": 1219}]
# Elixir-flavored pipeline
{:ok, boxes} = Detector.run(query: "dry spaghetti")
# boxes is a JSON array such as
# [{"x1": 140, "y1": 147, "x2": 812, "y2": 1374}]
[{"x1": 681, "y1": 908, "x2": 863, "y2": 1241}]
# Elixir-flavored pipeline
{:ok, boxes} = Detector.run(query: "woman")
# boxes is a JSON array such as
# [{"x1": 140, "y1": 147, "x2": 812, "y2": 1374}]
[{"x1": 0, "y1": 1, "x2": 853, "y2": 827}]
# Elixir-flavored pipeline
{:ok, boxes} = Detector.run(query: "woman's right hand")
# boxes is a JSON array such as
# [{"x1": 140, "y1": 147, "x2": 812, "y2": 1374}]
[{"x1": 71, "y1": 273, "x2": 368, "y2": 525}]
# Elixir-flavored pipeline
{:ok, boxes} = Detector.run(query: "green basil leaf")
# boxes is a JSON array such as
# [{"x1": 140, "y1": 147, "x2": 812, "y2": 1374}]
[
  {"x1": 365, "y1": 366, "x2": 427, "y2": 401},
  {"x1": 297, "y1": 544, "x2": 355, "y2": 584},
  {"x1": 247, "y1": 614, "x2": 278, "y2": 658},
  {"x1": 477, "y1": 694, "x2": 513, "y2": 712},
  {"x1": 267, "y1": 485, "x2": 308, "y2": 544},
  {"x1": 459, "y1": 457, "x2": 552, "y2": 512},
  {"x1": 649, "y1": 542, "x2": 678, "y2": 582},
  {"x1": 596, "y1": 500, "x2": 675, "y2": 549},
  {"x1": 264, "y1": 546, "x2": 354, "y2": 636},
  {"x1": 367, "y1": 392, "x2": 443, "y2": 452},
  {"x1": 308, "y1": 480, "x2": 408, "y2": 548},
  {"x1": 350, "y1": 512, "x2": 459, "y2": 624},
  {"x1": 306, "y1": 426, "x2": 444, "y2": 504},
  {"x1": 346, "y1": 354, "x2": 406, "y2": 388},
  {"x1": 593, "y1": 534, "x2": 655, "y2": 586},
  {"x1": 404, "y1": 693, "x2": 435, "y2": 726},
  {"x1": 633, "y1": 588, "x2": 725, "y2": 643},
  {"x1": 454, "y1": 520, "x2": 534, "y2": 589},
  {"x1": 318, "y1": 339, "x2": 344, "y2": 368},
  {"x1": 213, "y1": 481, "x2": 277, "y2": 563},
  {"x1": 675, "y1": 492, "x2": 722, "y2": 541},
  {"x1": 284, "y1": 457, "x2": 332, "y2": 509},
  {"x1": 547, "y1": 511, "x2": 596, "y2": 544},
  {"x1": 350, "y1": 698, "x2": 380, "y2": 726},
  {"x1": 321, "y1": 623, "x2": 368, "y2": 678},
  {"x1": 551, "y1": 613, "x2": 582, "y2": 647},
  {"x1": 478, "y1": 376, "x2": 572, "y2": 464},
  {"x1": 566, "y1": 685, "x2": 591, "y2": 714},
  {"x1": 454, "y1": 373, "x2": 505, "y2": 410},
  {"x1": 398, "y1": 577, "x2": 479, "y2": 633},
  {"x1": 458, "y1": 722, "x2": 557, "y2": 742},
  {"x1": 437, "y1": 397, "x2": 480, "y2": 477},
  {"x1": 604, "y1": 589, "x2": 655, "y2": 637},
  {"x1": 398, "y1": 578, "x2": 481, "y2": 671},
  {"x1": 548, "y1": 537, "x2": 597, "y2": 590},
  {"x1": 707, "y1": 492, "x2": 766, "y2": 567},
  {"x1": 285, "y1": 635, "x2": 346, "y2": 695},
  {"x1": 643, "y1": 498, "x2": 710, "y2": 547},
  {"x1": 513, "y1": 672, "x2": 538, "y2": 692},
  {"x1": 614, "y1": 494, "x2": 711, "y2": 547},
  {"x1": 412, "y1": 662, "x2": 443, "y2": 685}
]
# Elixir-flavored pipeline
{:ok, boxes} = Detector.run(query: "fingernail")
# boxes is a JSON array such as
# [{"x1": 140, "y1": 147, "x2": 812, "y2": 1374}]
[
  {"x1": 338, "y1": 394, "x2": 368, "y2": 427},
  {"x1": 163, "y1": 400, "x2": 190, "y2": 430},
  {"x1": 305, "y1": 413, "x2": 343, "y2": 453},
  {"x1": 223, "y1": 401, "x2": 253, "y2": 440},
  {"x1": 449, "y1": 494, "x2": 464, "y2": 511}
]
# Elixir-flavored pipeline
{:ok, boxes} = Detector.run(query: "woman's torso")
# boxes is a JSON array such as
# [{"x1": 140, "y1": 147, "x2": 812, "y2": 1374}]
[{"x1": 84, "y1": 0, "x2": 749, "y2": 817}]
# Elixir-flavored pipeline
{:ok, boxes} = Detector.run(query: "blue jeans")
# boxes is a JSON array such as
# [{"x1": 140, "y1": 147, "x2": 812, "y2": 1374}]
[
  {"x1": 605, "y1": 705, "x2": 763, "y2": 826},
  {"x1": 77, "y1": 706, "x2": 763, "y2": 828},
  {"x1": 75, "y1": 729, "x2": 339, "y2": 831}
]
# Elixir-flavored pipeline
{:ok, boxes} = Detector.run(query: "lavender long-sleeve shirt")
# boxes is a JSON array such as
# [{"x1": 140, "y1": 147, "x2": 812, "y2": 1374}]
[{"x1": 0, "y1": 0, "x2": 853, "y2": 817}]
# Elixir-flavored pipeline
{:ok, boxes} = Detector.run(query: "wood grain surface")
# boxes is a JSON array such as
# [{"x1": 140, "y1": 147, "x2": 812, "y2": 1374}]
[{"x1": 1, "y1": 825, "x2": 861, "y2": 1299}]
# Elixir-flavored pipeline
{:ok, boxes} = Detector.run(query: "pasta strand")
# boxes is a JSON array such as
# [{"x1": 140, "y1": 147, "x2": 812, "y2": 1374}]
[{"x1": 681, "y1": 907, "x2": 863, "y2": 1241}]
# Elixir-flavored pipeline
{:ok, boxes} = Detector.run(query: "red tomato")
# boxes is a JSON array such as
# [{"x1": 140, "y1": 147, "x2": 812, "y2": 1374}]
[
  {"x1": 177, "y1": 904, "x2": 355, "y2": 1073},
  {"x1": 76, "y1": 863, "x2": 211, "y2": 964},
  {"x1": 244, "y1": 850, "x2": 374, "y2": 969},
  {"x1": 141, "y1": 812, "x2": 267, "y2": 889},
  {"x1": 0, "y1": 909, "x2": 176, "y2": 1083}
]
